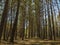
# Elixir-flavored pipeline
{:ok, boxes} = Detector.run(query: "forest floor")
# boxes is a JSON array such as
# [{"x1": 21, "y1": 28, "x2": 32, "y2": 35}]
[{"x1": 0, "y1": 38, "x2": 60, "y2": 45}]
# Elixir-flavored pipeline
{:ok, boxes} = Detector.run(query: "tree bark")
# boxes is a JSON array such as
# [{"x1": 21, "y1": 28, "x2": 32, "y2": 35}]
[
  {"x1": 10, "y1": 0, "x2": 20, "y2": 42},
  {"x1": 0, "y1": 0, "x2": 9, "y2": 40}
]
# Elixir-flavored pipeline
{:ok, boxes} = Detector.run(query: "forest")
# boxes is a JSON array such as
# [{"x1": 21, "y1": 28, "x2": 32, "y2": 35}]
[{"x1": 0, "y1": 0, "x2": 60, "y2": 45}]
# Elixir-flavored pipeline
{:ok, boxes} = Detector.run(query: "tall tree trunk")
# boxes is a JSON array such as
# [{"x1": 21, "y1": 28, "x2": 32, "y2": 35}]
[
  {"x1": 46, "y1": 0, "x2": 52, "y2": 40},
  {"x1": 50, "y1": 2, "x2": 56, "y2": 40},
  {"x1": 10, "y1": 0, "x2": 20, "y2": 42},
  {"x1": 53, "y1": 4, "x2": 58, "y2": 38},
  {"x1": 35, "y1": 0, "x2": 42, "y2": 38},
  {"x1": 0, "y1": 0, "x2": 9, "y2": 40},
  {"x1": 8, "y1": 0, "x2": 13, "y2": 40},
  {"x1": 19, "y1": 0, "x2": 26, "y2": 40},
  {"x1": 28, "y1": 0, "x2": 33, "y2": 38},
  {"x1": 44, "y1": 6, "x2": 47, "y2": 39},
  {"x1": 3, "y1": 15, "x2": 7, "y2": 41}
]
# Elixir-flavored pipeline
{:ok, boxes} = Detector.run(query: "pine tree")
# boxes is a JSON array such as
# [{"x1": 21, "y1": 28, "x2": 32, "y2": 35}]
[{"x1": 0, "y1": 0, "x2": 9, "y2": 40}]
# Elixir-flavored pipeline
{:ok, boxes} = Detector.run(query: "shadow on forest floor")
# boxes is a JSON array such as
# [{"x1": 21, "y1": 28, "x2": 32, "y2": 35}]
[{"x1": 0, "y1": 39, "x2": 60, "y2": 45}]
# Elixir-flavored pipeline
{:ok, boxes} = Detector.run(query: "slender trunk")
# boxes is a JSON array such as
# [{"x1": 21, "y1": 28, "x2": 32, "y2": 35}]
[
  {"x1": 0, "y1": 0, "x2": 9, "y2": 40},
  {"x1": 8, "y1": 0, "x2": 13, "y2": 40},
  {"x1": 3, "y1": 16, "x2": 7, "y2": 40},
  {"x1": 35, "y1": 0, "x2": 41, "y2": 38},
  {"x1": 50, "y1": 2, "x2": 55, "y2": 40},
  {"x1": 19, "y1": 0, "x2": 26, "y2": 40},
  {"x1": 53, "y1": 4, "x2": 58, "y2": 38},
  {"x1": 28, "y1": 0, "x2": 33, "y2": 38},
  {"x1": 44, "y1": 6, "x2": 47, "y2": 39},
  {"x1": 46, "y1": 0, "x2": 52, "y2": 40},
  {"x1": 10, "y1": 0, "x2": 20, "y2": 42}
]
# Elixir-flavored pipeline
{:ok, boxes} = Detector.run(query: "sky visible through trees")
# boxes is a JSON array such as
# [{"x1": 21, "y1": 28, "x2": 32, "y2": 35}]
[{"x1": 0, "y1": 0, "x2": 60, "y2": 45}]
